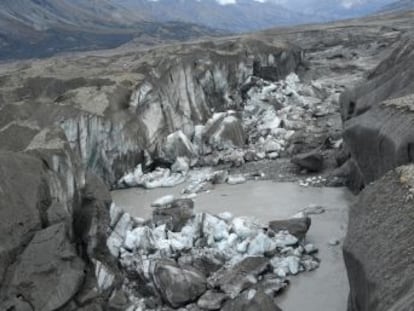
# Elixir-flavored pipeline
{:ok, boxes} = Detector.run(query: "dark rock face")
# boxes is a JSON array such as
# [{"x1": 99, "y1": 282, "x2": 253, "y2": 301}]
[
  {"x1": 269, "y1": 217, "x2": 311, "y2": 240},
  {"x1": 0, "y1": 127, "x2": 118, "y2": 310},
  {"x1": 344, "y1": 165, "x2": 414, "y2": 311},
  {"x1": 8, "y1": 223, "x2": 85, "y2": 311},
  {"x1": 340, "y1": 39, "x2": 414, "y2": 189},
  {"x1": 152, "y1": 261, "x2": 207, "y2": 308},
  {"x1": 291, "y1": 149, "x2": 324, "y2": 172},
  {"x1": 343, "y1": 97, "x2": 414, "y2": 189}
]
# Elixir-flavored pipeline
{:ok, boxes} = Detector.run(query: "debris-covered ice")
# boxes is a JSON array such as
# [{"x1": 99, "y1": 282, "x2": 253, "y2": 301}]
[{"x1": 107, "y1": 198, "x2": 320, "y2": 310}]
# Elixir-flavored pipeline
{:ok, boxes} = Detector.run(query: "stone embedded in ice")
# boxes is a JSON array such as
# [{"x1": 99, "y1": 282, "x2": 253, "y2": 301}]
[
  {"x1": 227, "y1": 174, "x2": 247, "y2": 185},
  {"x1": 151, "y1": 195, "x2": 176, "y2": 208}
]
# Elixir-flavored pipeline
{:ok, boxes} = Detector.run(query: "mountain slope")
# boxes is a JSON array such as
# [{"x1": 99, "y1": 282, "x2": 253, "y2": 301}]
[
  {"x1": 0, "y1": 0, "x2": 223, "y2": 60},
  {"x1": 380, "y1": 0, "x2": 414, "y2": 12}
]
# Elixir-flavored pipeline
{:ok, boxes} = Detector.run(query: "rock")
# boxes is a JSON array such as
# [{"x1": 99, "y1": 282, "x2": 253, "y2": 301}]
[
  {"x1": 254, "y1": 274, "x2": 288, "y2": 297},
  {"x1": 208, "y1": 256, "x2": 269, "y2": 298},
  {"x1": 180, "y1": 248, "x2": 226, "y2": 277},
  {"x1": 151, "y1": 261, "x2": 207, "y2": 308},
  {"x1": 344, "y1": 165, "x2": 414, "y2": 311},
  {"x1": 197, "y1": 290, "x2": 228, "y2": 310},
  {"x1": 291, "y1": 149, "x2": 324, "y2": 172},
  {"x1": 153, "y1": 199, "x2": 194, "y2": 232},
  {"x1": 269, "y1": 217, "x2": 311, "y2": 240},
  {"x1": 221, "y1": 289, "x2": 282, "y2": 311},
  {"x1": 8, "y1": 223, "x2": 85, "y2": 311}
]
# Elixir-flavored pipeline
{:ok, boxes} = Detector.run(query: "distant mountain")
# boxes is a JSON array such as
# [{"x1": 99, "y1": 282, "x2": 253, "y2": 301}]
[
  {"x1": 0, "y1": 0, "x2": 223, "y2": 60},
  {"x1": 380, "y1": 0, "x2": 414, "y2": 12},
  {"x1": 0, "y1": 0, "x2": 402, "y2": 61},
  {"x1": 115, "y1": 0, "x2": 318, "y2": 33}
]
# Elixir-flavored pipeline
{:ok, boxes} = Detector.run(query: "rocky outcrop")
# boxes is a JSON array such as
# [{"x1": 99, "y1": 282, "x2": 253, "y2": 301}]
[
  {"x1": 0, "y1": 127, "x2": 118, "y2": 310},
  {"x1": 344, "y1": 165, "x2": 414, "y2": 311},
  {"x1": 340, "y1": 38, "x2": 414, "y2": 190}
]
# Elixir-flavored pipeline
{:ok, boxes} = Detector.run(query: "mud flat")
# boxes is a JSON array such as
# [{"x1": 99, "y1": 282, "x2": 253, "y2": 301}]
[{"x1": 112, "y1": 180, "x2": 352, "y2": 311}]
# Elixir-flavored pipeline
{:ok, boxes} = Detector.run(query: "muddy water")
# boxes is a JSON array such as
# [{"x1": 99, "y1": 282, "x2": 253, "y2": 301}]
[{"x1": 111, "y1": 181, "x2": 353, "y2": 311}]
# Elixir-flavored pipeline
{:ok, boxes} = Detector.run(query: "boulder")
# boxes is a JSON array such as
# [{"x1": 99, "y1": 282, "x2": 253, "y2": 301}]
[
  {"x1": 208, "y1": 256, "x2": 269, "y2": 299},
  {"x1": 151, "y1": 261, "x2": 207, "y2": 308},
  {"x1": 269, "y1": 217, "x2": 311, "y2": 240},
  {"x1": 221, "y1": 289, "x2": 282, "y2": 311},
  {"x1": 344, "y1": 165, "x2": 414, "y2": 311},
  {"x1": 7, "y1": 223, "x2": 85, "y2": 311},
  {"x1": 153, "y1": 199, "x2": 194, "y2": 232},
  {"x1": 291, "y1": 149, "x2": 324, "y2": 172},
  {"x1": 197, "y1": 290, "x2": 228, "y2": 310}
]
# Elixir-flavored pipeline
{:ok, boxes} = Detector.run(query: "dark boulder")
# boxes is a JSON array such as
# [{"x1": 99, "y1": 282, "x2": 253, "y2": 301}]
[
  {"x1": 151, "y1": 261, "x2": 207, "y2": 308},
  {"x1": 221, "y1": 289, "x2": 282, "y2": 311},
  {"x1": 291, "y1": 149, "x2": 324, "y2": 172},
  {"x1": 269, "y1": 217, "x2": 311, "y2": 240},
  {"x1": 197, "y1": 290, "x2": 228, "y2": 310},
  {"x1": 208, "y1": 256, "x2": 269, "y2": 299}
]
